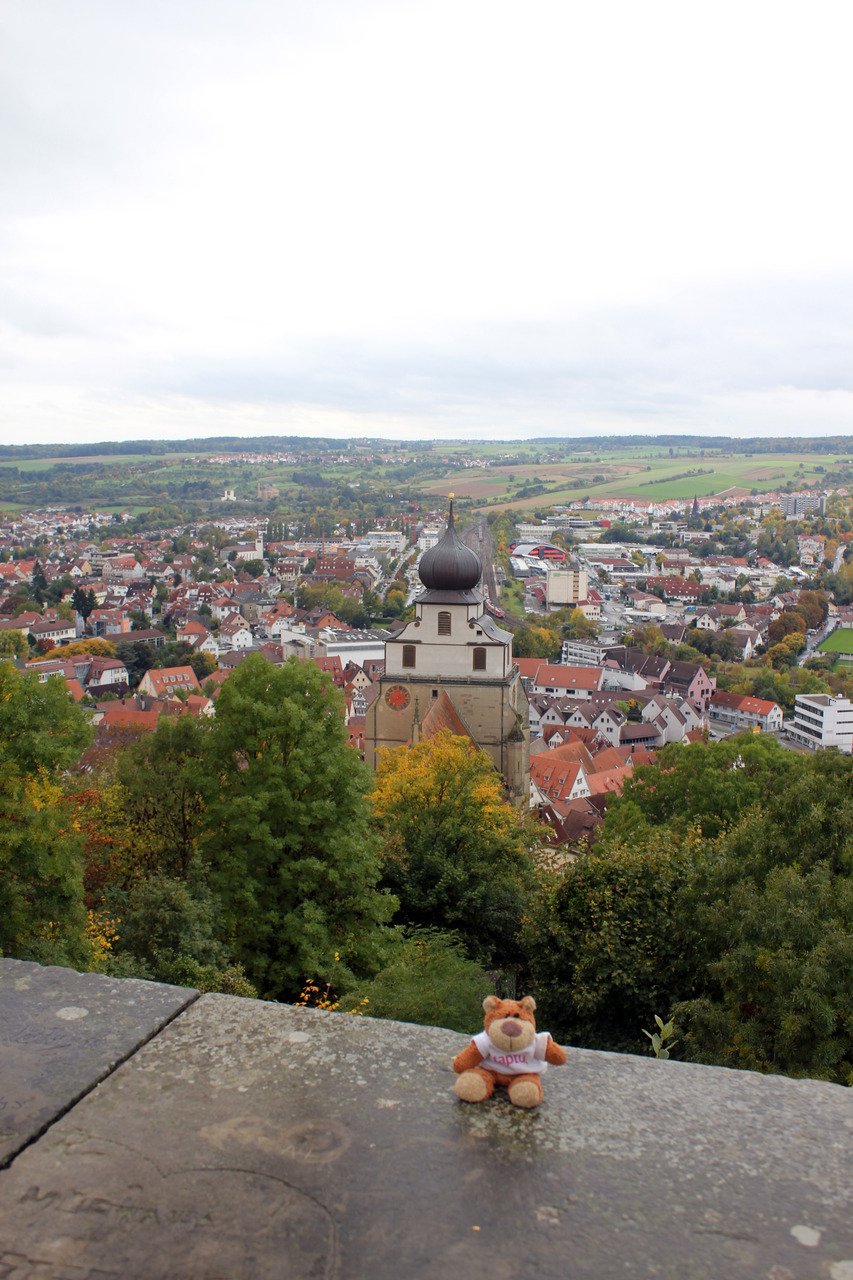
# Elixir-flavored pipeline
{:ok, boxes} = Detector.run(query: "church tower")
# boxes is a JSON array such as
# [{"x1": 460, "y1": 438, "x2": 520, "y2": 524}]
[{"x1": 365, "y1": 502, "x2": 530, "y2": 806}]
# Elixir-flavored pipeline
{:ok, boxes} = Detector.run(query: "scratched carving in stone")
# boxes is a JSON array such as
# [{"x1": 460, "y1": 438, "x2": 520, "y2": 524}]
[{"x1": 6, "y1": 1147, "x2": 335, "y2": 1280}]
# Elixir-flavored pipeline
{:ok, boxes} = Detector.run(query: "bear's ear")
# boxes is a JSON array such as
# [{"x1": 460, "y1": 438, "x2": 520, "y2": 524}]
[
  {"x1": 520, "y1": 996, "x2": 537, "y2": 1013},
  {"x1": 483, "y1": 996, "x2": 501, "y2": 1013}
]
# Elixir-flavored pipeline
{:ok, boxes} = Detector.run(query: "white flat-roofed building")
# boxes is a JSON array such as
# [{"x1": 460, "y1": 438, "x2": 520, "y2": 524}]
[
  {"x1": 561, "y1": 639, "x2": 610, "y2": 667},
  {"x1": 317, "y1": 628, "x2": 391, "y2": 669},
  {"x1": 517, "y1": 523, "x2": 558, "y2": 540},
  {"x1": 364, "y1": 529, "x2": 407, "y2": 553},
  {"x1": 417, "y1": 528, "x2": 441, "y2": 552},
  {"x1": 789, "y1": 694, "x2": 853, "y2": 753}
]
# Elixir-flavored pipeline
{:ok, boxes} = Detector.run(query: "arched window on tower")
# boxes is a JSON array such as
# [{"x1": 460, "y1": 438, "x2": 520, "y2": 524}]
[
  {"x1": 472, "y1": 647, "x2": 487, "y2": 671},
  {"x1": 437, "y1": 611, "x2": 451, "y2": 636},
  {"x1": 402, "y1": 644, "x2": 416, "y2": 669}
]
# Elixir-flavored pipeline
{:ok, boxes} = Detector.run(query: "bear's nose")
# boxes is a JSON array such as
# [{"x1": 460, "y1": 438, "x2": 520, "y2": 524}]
[{"x1": 501, "y1": 1021, "x2": 522, "y2": 1037}]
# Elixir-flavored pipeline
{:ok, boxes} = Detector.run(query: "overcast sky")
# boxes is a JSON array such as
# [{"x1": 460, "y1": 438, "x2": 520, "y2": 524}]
[{"x1": 2, "y1": 0, "x2": 852, "y2": 447}]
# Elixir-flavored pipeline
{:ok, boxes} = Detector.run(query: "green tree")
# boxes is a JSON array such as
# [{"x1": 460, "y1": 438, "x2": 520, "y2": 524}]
[
  {"x1": 0, "y1": 630, "x2": 27, "y2": 659},
  {"x1": 563, "y1": 607, "x2": 598, "y2": 641},
  {"x1": 530, "y1": 741, "x2": 853, "y2": 1083},
  {"x1": 677, "y1": 751, "x2": 853, "y2": 1083},
  {"x1": 239, "y1": 559, "x2": 266, "y2": 578},
  {"x1": 524, "y1": 835, "x2": 696, "y2": 1053},
  {"x1": 512, "y1": 624, "x2": 561, "y2": 660},
  {"x1": 0, "y1": 663, "x2": 92, "y2": 964},
  {"x1": 109, "y1": 864, "x2": 257, "y2": 996},
  {"x1": 373, "y1": 729, "x2": 535, "y2": 969},
  {"x1": 114, "y1": 639, "x2": 156, "y2": 688},
  {"x1": 31, "y1": 562, "x2": 48, "y2": 602},
  {"x1": 200, "y1": 655, "x2": 394, "y2": 998},
  {"x1": 109, "y1": 714, "x2": 209, "y2": 886},
  {"x1": 632, "y1": 623, "x2": 669, "y2": 656},
  {"x1": 596, "y1": 734, "x2": 796, "y2": 843},
  {"x1": 189, "y1": 651, "x2": 217, "y2": 682},
  {"x1": 340, "y1": 928, "x2": 493, "y2": 1033},
  {"x1": 159, "y1": 641, "x2": 196, "y2": 668}
]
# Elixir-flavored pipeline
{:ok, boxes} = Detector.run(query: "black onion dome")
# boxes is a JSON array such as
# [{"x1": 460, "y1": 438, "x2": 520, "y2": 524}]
[{"x1": 418, "y1": 502, "x2": 482, "y2": 591}]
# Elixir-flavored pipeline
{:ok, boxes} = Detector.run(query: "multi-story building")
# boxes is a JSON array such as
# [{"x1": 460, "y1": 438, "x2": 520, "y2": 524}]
[
  {"x1": 417, "y1": 527, "x2": 441, "y2": 552},
  {"x1": 517, "y1": 523, "x2": 558, "y2": 541},
  {"x1": 545, "y1": 563, "x2": 588, "y2": 610},
  {"x1": 778, "y1": 492, "x2": 826, "y2": 518},
  {"x1": 363, "y1": 529, "x2": 407, "y2": 554},
  {"x1": 789, "y1": 694, "x2": 853, "y2": 753},
  {"x1": 560, "y1": 640, "x2": 611, "y2": 667},
  {"x1": 797, "y1": 534, "x2": 826, "y2": 567}
]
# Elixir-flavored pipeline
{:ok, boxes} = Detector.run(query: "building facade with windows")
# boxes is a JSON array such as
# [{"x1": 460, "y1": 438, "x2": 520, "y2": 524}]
[
  {"x1": 778, "y1": 492, "x2": 826, "y2": 518},
  {"x1": 560, "y1": 639, "x2": 611, "y2": 667},
  {"x1": 545, "y1": 563, "x2": 588, "y2": 610},
  {"x1": 365, "y1": 504, "x2": 530, "y2": 804},
  {"x1": 709, "y1": 691, "x2": 783, "y2": 734},
  {"x1": 789, "y1": 693, "x2": 853, "y2": 753}
]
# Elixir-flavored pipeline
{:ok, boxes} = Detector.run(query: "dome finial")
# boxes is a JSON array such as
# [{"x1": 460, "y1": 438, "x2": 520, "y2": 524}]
[{"x1": 417, "y1": 499, "x2": 481, "y2": 592}]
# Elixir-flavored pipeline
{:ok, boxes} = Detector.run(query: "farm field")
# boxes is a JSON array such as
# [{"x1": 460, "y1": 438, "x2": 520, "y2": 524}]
[
  {"x1": 425, "y1": 451, "x2": 848, "y2": 511},
  {"x1": 0, "y1": 452, "x2": 203, "y2": 472},
  {"x1": 1, "y1": 436, "x2": 850, "y2": 521}
]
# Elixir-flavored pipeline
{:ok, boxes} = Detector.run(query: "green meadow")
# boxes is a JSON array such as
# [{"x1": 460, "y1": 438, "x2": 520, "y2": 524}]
[{"x1": 819, "y1": 629, "x2": 853, "y2": 654}]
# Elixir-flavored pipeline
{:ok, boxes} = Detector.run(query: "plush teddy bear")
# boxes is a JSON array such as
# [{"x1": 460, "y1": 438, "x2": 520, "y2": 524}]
[{"x1": 452, "y1": 995, "x2": 567, "y2": 1108}]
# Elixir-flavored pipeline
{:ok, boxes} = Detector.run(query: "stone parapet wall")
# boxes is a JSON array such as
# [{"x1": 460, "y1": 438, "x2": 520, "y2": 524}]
[{"x1": 1, "y1": 958, "x2": 852, "y2": 1279}]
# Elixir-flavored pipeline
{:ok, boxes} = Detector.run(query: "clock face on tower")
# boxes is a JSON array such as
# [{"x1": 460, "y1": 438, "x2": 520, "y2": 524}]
[{"x1": 385, "y1": 684, "x2": 411, "y2": 710}]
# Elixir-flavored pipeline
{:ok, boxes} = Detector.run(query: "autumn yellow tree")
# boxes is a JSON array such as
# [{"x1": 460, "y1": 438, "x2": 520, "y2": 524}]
[
  {"x1": 566, "y1": 607, "x2": 597, "y2": 641},
  {"x1": 513, "y1": 624, "x2": 560, "y2": 660},
  {"x1": 373, "y1": 730, "x2": 536, "y2": 968},
  {"x1": 59, "y1": 638, "x2": 117, "y2": 658}
]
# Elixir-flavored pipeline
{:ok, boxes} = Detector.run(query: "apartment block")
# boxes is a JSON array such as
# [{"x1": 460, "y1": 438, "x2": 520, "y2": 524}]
[{"x1": 790, "y1": 693, "x2": 853, "y2": 753}]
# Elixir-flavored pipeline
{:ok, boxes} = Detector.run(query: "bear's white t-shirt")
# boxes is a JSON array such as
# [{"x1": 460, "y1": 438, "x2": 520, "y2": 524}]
[{"x1": 472, "y1": 1030, "x2": 552, "y2": 1075}]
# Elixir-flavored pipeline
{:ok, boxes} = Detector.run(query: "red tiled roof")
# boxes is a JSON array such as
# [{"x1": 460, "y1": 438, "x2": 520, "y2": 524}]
[
  {"x1": 143, "y1": 666, "x2": 201, "y2": 693},
  {"x1": 530, "y1": 756, "x2": 585, "y2": 803},
  {"x1": 514, "y1": 658, "x2": 547, "y2": 679},
  {"x1": 420, "y1": 691, "x2": 474, "y2": 743},
  {"x1": 710, "y1": 691, "x2": 780, "y2": 715},
  {"x1": 592, "y1": 745, "x2": 633, "y2": 772},
  {"x1": 536, "y1": 738, "x2": 595, "y2": 774},
  {"x1": 533, "y1": 664, "x2": 602, "y2": 690},
  {"x1": 100, "y1": 706, "x2": 161, "y2": 731},
  {"x1": 586, "y1": 765, "x2": 632, "y2": 796}
]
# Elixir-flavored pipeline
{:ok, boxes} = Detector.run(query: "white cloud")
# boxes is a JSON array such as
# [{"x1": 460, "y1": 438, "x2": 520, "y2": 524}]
[{"x1": 1, "y1": 0, "x2": 852, "y2": 443}]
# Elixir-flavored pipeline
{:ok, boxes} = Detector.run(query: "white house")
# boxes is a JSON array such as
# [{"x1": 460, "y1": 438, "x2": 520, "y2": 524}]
[
  {"x1": 218, "y1": 612, "x2": 254, "y2": 650},
  {"x1": 709, "y1": 692, "x2": 783, "y2": 734}
]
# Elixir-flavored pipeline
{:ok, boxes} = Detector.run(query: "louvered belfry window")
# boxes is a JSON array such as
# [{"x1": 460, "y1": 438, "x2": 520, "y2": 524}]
[
  {"x1": 437, "y1": 611, "x2": 451, "y2": 635},
  {"x1": 472, "y1": 647, "x2": 486, "y2": 671},
  {"x1": 402, "y1": 645, "x2": 416, "y2": 669}
]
